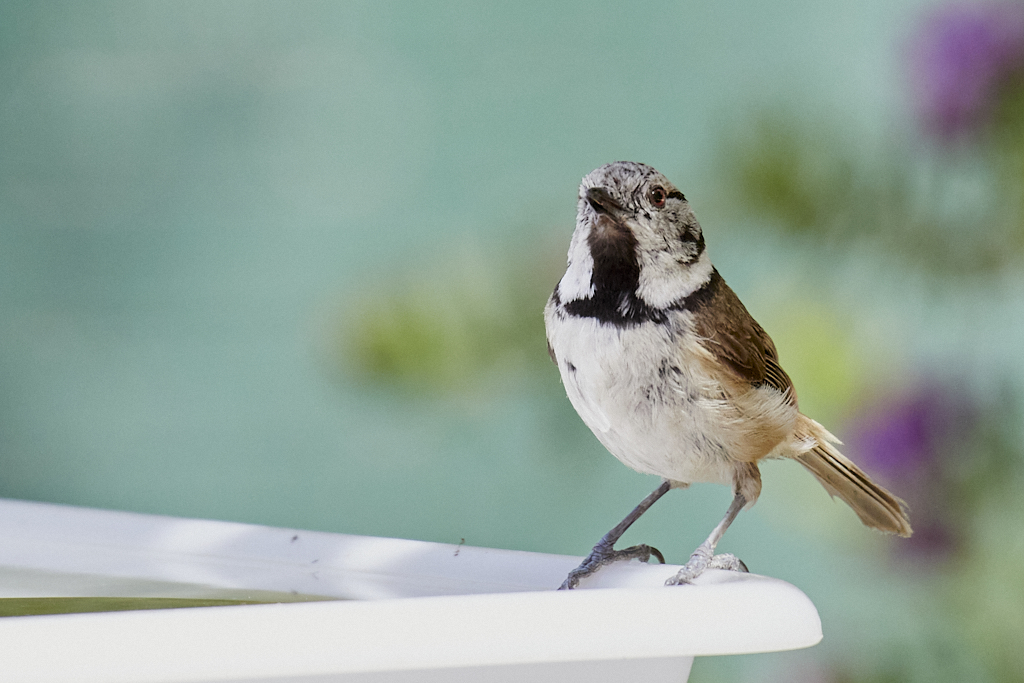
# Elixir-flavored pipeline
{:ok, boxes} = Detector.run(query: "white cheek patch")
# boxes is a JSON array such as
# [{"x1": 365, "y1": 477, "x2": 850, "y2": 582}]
[
  {"x1": 636, "y1": 250, "x2": 713, "y2": 309},
  {"x1": 557, "y1": 228, "x2": 596, "y2": 302}
]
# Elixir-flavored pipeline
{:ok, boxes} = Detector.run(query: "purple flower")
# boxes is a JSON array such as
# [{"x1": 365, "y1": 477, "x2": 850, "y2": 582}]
[
  {"x1": 848, "y1": 384, "x2": 977, "y2": 561},
  {"x1": 850, "y1": 387, "x2": 969, "y2": 476},
  {"x1": 909, "y1": 2, "x2": 1024, "y2": 141}
]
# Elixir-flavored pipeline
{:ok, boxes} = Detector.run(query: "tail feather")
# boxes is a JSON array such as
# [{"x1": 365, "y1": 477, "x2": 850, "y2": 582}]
[{"x1": 794, "y1": 415, "x2": 912, "y2": 538}]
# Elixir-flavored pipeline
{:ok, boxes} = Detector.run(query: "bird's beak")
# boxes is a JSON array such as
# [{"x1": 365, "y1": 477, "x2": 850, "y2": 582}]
[{"x1": 585, "y1": 187, "x2": 629, "y2": 221}]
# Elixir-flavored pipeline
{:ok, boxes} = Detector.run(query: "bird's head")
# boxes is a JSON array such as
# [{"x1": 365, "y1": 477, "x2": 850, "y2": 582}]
[{"x1": 559, "y1": 161, "x2": 711, "y2": 311}]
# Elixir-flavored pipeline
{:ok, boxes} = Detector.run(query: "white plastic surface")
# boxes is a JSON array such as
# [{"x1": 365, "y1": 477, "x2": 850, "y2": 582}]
[{"x1": 0, "y1": 498, "x2": 822, "y2": 682}]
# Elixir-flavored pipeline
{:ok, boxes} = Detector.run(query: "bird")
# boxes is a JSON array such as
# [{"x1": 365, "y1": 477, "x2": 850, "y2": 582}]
[{"x1": 544, "y1": 161, "x2": 912, "y2": 590}]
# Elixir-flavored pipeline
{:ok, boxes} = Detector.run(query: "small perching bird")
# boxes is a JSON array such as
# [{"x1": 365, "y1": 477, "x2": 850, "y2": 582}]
[{"x1": 544, "y1": 161, "x2": 911, "y2": 590}]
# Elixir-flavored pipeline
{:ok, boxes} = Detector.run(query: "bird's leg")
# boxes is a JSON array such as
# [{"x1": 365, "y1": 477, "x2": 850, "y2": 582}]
[
  {"x1": 666, "y1": 492, "x2": 749, "y2": 586},
  {"x1": 559, "y1": 480, "x2": 671, "y2": 590}
]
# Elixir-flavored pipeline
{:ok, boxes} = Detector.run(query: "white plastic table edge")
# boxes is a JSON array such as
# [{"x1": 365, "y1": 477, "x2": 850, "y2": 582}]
[{"x1": 0, "y1": 498, "x2": 823, "y2": 681}]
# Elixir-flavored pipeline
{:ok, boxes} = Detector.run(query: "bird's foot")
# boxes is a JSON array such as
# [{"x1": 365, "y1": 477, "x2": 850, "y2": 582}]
[
  {"x1": 559, "y1": 542, "x2": 666, "y2": 590},
  {"x1": 664, "y1": 542, "x2": 748, "y2": 586}
]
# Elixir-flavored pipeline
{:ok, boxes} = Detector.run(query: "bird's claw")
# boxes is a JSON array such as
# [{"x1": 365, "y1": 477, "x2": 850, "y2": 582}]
[
  {"x1": 665, "y1": 544, "x2": 747, "y2": 586},
  {"x1": 559, "y1": 542, "x2": 666, "y2": 590}
]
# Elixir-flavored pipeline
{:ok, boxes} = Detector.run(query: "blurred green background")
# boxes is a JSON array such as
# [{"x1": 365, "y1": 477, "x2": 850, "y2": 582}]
[{"x1": 4, "y1": 1, "x2": 1024, "y2": 680}]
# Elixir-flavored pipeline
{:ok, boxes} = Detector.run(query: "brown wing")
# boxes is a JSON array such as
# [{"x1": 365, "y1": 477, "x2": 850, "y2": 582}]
[{"x1": 690, "y1": 274, "x2": 796, "y2": 404}]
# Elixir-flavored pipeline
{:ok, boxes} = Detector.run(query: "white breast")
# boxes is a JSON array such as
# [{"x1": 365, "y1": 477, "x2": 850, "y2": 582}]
[{"x1": 543, "y1": 305, "x2": 794, "y2": 487}]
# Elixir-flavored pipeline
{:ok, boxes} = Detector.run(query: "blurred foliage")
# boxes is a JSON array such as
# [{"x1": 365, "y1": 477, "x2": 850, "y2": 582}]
[
  {"x1": 333, "y1": 243, "x2": 560, "y2": 393},
  {"x1": 719, "y1": 115, "x2": 856, "y2": 234},
  {"x1": 715, "y1": 3, "x2": 1024, "y2": 284},
  {"x1": 757, "y1": 300, "x2": 868, "y2": 427},
  {"x1": 939, "y1": 388, "x2": 1024, "y2": 682},
  {"x1": 718, "y1": 111, "x2": 1024, "y2": 275}
]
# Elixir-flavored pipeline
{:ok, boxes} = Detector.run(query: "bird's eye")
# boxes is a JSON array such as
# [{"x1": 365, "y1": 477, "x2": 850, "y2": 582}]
[{"x1": 649, "y1": 187, "x2": 666, "y2": 208}]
